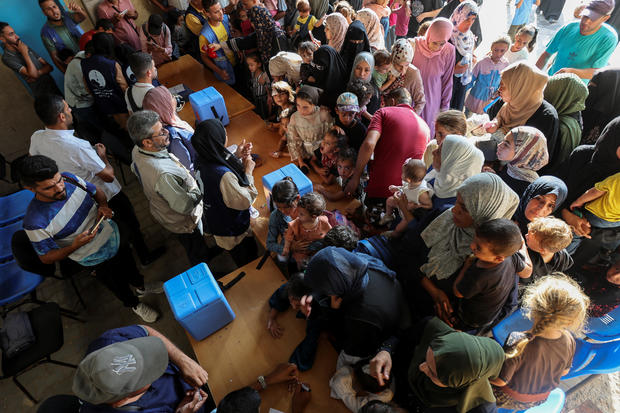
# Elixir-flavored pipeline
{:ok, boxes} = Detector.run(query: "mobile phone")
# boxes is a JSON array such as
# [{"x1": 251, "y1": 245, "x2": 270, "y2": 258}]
[
  {"x1": 119, "y1": 9, "x2": 128, "y2": 16},
  {"x1": 88, "y1": 215, "x2": 106, "y2": 235}
]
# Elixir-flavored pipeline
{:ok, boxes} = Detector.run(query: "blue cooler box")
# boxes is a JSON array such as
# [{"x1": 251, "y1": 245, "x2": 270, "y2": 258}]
[
  {"x1": 262, "y1": 163, "x2": 313, "y2": 209},
  {"x1": 189, "y1": 87, "x2": 229, "y2": 126},
  {"x1": 164, "y1": 263, "x2": 235, "y2": 340}
]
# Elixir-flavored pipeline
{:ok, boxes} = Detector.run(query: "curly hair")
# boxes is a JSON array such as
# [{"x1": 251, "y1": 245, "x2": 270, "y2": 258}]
[{"x1": 298, "y1": 192, "x2": 326, "y2": 217}]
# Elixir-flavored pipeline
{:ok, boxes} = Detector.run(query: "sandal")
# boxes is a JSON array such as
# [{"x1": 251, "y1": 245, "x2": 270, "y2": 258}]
[{"x1": 270, "y1": 151, "x2": 281, "y2": 159}]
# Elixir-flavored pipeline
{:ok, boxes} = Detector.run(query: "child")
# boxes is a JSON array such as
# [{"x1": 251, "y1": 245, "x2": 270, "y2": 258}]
[
  {"x1": 491, "y1": 274, "x2": 589, "y2": 411},
  {"x1": 316, "y1": 147, "x2": 364, "y2": 203},
  {"x1": 464, "y1": 36, "x2": 511, "y2": 115},
  {"x1": 452, "y1": 219, "x2": 533, "y2": 329},
  {"x1": 269, "y1": 81, "x2": 296, "y2": 158},
  {"x1": 335, "y1": 92, "x2": 368, "y2": 152},
  {"x1": 282, "y1": 192, "x2": 332, "y2": 268},
  {"x1": 417, "y1": 20, "x2": 431, "y2": 37},
  {"x1": 371, "y1": 50, "x2": 396, "y2": 93},
  {"x1": 422, "y1": 110, "x2": 468, "y2": 168},
  {"x1": 287, "y1": 85, "x2": 334, "y2": 173},
  {"x1": 380, "y1": 159, "x2": 433, "y2": 232},
  {"x1": 391, "y1": 0, "x2": 411, "y2": 40},
  {"x1": 334, "y1": 1, "x2": 356, "y2": 24},
  {"x1": 508, "y1": 0, "x2": 540, "y2": 42},
  {"x1": 329, "y1": 358, "x2": 394, "y2": 412},
  {"x1": 246, "y1": 53, "x2": 270, "y2": 119},
  {"x1": 311, "y1": 126, "x2": 347, "y2": 184},
  {"x1": 293, "y1": 0, "x2": 317, "y2": 45},
  {"x1": 298, "y1": 41, "x2": 318, "y2": 84},
  {"x1": 267, "y1": 178, "x2": 300, "y2": 263},
  {"x1": 504, "y1": 24, "x2": 537, "y2": 64},
  {"x1": 524, "y1": 217, "x2": 573, "y2": 284},
  {"x1": 237, "y1": 6, "x2": 254, "y2": 37},
  {"x1": 347, "y1": 79, "x2": 375, "y2": 124}
]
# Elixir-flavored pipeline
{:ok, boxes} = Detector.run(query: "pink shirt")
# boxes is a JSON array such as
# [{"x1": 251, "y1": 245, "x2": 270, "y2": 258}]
[
  {"x1": 393, "y1": 3, "x2": 408, "y2": 35},
  {"x1": 139, "y1": 24, "x2": 173, "y2": 66},
  {"x1": 96, "y1": 0, "x2": 140, "y2": 51}
]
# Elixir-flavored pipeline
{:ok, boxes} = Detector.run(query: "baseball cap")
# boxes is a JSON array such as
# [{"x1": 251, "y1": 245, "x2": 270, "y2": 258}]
[
  {"x1": 73, "y1": 337, "x2": 168, "y2": 405},
  {"x1": 336, "y1": 92, "x2": 360, "y2": 113},
  {"x1": 580, "y1": 0, "x2": 615, "y2": 20},
  {"x1": 148, "y1": 14, "x2": 164, "y2": 36}
]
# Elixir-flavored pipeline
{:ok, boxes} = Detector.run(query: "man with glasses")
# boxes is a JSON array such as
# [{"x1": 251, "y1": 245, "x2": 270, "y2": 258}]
[{"x1": 129, "y1": 111, "x2": 217, "y2": 267}]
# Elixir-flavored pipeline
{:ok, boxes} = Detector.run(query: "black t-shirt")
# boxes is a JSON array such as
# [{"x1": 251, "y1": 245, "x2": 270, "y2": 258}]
[
  {"x1": 336, "y1": 117, "x2": 367, "y2": 152},
  {"x1": 497, "y1": 168, "x2": 529, "y2": 198},
  {"x1": 457, "y1": 254, "x2": 525, "y2": 327},
  {"x1": 525, "y1": 248, "x2": 573, "y2": 285},
  {"x1": 407, "y1": 0, "x2": 444, "y2": 37}
]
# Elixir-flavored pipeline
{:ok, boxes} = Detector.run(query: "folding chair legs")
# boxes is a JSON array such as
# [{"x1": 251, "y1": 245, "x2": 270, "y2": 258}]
[
  {"x1": 13, "y1": 375, "x2": 37, "y2": 404},
  {"x1": 11, "y1": 357, "x2": 77, "y2": 404},
  {"x1": 68, "y1": 275, "x2": 87, "y2": 309}
]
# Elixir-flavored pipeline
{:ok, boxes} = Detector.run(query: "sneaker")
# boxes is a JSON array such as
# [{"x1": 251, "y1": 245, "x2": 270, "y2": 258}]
[
  {"x1": 136, "y1": 281, "x2": 164, "y2": 297},
  {"x1": 132, "y1": 303, "x2": 160, "y2": 323}
]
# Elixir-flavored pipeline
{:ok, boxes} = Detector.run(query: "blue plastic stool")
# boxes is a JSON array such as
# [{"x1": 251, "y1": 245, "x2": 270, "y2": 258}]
[
  {"x1": 497, "y1": 388, "x2": 565, "y2": 413},
  {"x1": 0, "y1": 260, "x2": 44, "y2": 306},
  {"x1": 0, "y1": 220, "x2": 22, "y2": 262},
  {"x1": 0, "y1": 190, "x2": 34, "y2": 227}
]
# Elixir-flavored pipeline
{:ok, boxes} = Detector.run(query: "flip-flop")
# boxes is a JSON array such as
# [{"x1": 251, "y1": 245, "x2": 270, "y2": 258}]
[{"x1": 270, "y1": 151, "x2": 281, "y2": 159}]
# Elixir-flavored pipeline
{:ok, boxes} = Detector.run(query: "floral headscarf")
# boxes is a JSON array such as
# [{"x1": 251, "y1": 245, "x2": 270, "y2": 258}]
[
  {"x1": 248, "y1": 6, "x2": 286, "y2": 68},
  {"x1": 450, "y1": 0, "x2": 478, "y2": 84},
  {"x1": 391, "y1": 38, "x2": 414, "y2": 64},
  {"x1": 506, "y1": 126, "x2": 549, "y2": 183},
  {"x1": 356, "y1": 8, "x2": 385, "y2": 51},
  {"x1": 325, "y1": 13, "x2": 349, "y2": 52}
]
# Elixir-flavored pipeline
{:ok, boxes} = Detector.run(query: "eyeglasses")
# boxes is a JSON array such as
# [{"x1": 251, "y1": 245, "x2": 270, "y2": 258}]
[{"x1": 150, "y1": 128, "x2": 169, "y2": 139}]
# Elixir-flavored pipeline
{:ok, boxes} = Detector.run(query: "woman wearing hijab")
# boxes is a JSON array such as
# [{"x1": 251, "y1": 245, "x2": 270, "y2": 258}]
[
  {"x1": 356, "y1": 8, "x2": 385, "y2": 51},
  {"x1": 191, "y1": 119, "x2": 259, "y2": 268},
  {"x1": 269, "y1": 51, "x2": 303, "y2": 85},
  {"x1": 143, "y1": 86, "x2": 198, "y2": 175},
  {"x1": 308, "y1": 45, "x2": 348, "y2": 108},
  {"x1": 227, "y1": 6, "x2": 289, "y2": 71},
  {"x1": 340, "y1": 20, "x2": 371, "y2": 74},
  {"x1": 582, "y1": 67, "x2": 620, "y2": 144},
  {"x1": 512, "y1": 176, "x2": 568, "y2": 235},
  {"x1": 349, "y1": 52, "x2": 381, "y2": 117},
  {"x1": 370, "y1": 317, "x2": 505, "y2": 413},
  {"x1": 486, "y1": 62, "x2": 559, "y2": 157},
  {"x1": 447, "y1": 0, "x2": 478, "y2": 111},
  {"x1": 540, "y1": 73, "x2": 588, "y2": 175},
  {"x1": 412, "y1": 18, "x2": 456, "y2": 137},
  {"x1": 495, "y1": 126, "x2": 549, "y2": 197},
  {"x1": 558, "y1": 117, "x2": 620, "y2": 265},
  {"x1": 325, "y1": 13, "x2": 349, "y2": 52},
  {"x1": 383, "y1": 38, "x2": 425, "y2": 114},
  {"x1": 437, "y1": 0, "x2": 483, "y2": 48}
]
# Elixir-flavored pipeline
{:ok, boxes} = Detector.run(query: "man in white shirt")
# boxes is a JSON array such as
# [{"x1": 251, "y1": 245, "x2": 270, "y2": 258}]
[
  {"x1": 125, "y1": 52, "x2": 157, "y2": 113},
  {"x1": 30, "y1": 94, "x2": 164, "y2": 266}
]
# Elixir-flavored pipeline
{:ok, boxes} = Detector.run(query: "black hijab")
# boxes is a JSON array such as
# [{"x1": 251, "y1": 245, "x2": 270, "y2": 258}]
[
  {"x1": 191, "y1": 119, "x2": 250, "y2": 187},
  {"x1": 339, "y1": 21, "x2": 371, "y2": 74},
  {"x1": 583, "y1": 67, "x2": 620, "y2": 142},
  {"x1": 513, "y1": 176, "x2": 567, "y2": 234},
  {"x1": 310, "y1": 46, "x2": 348, "y2": 107}
]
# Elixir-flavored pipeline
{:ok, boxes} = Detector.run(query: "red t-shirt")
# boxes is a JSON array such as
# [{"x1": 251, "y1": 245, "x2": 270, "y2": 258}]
[
  {"x1": 366, "y1": 104, "x2": 430, "y2": 198},
  {"x1": 79, "y1": 29, "x2": 96, "y2": 51}
]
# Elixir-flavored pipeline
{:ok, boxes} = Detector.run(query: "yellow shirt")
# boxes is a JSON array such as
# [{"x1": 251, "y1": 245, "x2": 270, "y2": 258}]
[
  {"x1": 185, "y1": 10, "x2": 208, "y2": 36},
  {"x1": 199, "y1": 22, "x2": 236, "y2": 65},
  {"x1": 295, "y1": 15, "x2": 317, "y2": 31},
  {"x1": 585, "y1": 172, "x2": 620, "y2": 222}
]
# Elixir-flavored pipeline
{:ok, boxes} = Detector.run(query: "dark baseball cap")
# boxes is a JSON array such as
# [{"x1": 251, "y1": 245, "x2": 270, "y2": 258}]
[
  {"x1": 581, "y1": 0, "x2": 615, "y2": 20},
  {"x1": 72, "y1": 337, "x2": 168, "y2": 405},
  {"x1": 148, "y1": 14, "x2": 164, "y2": 36}
]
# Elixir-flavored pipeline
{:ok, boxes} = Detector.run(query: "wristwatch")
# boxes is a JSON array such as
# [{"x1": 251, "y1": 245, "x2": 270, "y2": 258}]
[{"x1": 257, "y1": 375, "x2": 267, "y2": 389}]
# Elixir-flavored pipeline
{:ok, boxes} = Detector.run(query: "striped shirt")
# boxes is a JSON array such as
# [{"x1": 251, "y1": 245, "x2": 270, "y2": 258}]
[{"x1": 23, "y1": 172, "x2": 118, "y2": 266}]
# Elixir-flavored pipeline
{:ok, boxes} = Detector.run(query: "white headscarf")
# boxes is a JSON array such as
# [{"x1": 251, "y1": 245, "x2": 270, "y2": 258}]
[
  {"x1": 269, "y1": 51, "x2": 303, "y2": 84},
  {"x1": 421, "y1": 173, "x2": 519, "y2": 280},
  {"x1": 433, "y1": 135, "x2": 484, "y2": 199}
]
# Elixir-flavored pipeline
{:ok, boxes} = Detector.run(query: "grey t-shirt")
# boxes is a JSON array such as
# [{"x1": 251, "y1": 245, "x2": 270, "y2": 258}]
[{"x1": 1, "y1": 47, "x2": 60, "y2": 96}]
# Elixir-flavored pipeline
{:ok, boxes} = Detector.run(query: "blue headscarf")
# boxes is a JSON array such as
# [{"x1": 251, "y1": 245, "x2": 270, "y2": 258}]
[{"x1": 513, "y1": 175, "x2": 568, "y2": 233}]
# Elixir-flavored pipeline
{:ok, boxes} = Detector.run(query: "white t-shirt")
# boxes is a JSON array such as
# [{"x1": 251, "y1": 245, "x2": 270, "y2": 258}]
[
  {"x1": 29, "y1": 128, "x2": 122, "y2": 200},
  {"x1": 124, "y1": 81, "x2": 155, "y2": 113},
  {"x1": 504, "y1": 47, "x2": 529, "y2": 65},
  {"x1": 400, "y1": 179, "x2": 433, "y2": 204}
]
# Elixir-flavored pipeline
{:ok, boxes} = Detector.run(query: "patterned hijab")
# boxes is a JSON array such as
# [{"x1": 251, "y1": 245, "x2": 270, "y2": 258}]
[
  {"x1": 325, "y1": 13, "x2": 349, "y2": 52},
  {"x1": 142, "y1": 86, "x2": 193, "y2": 132},
  {"x1": 449, "y1": 1, "x2": 478, "y2": 84},
  {"x1": 433, "y1": 135, "x2": 484, "y2": 199},
  {"x1": 415, "y1": 17, "x2": 453, "y2": 59},
  {"x1": 506, "y1": 126, "x2": 549, "y2": 183},
  {"x1": 356, "y1": 8, "x2": 385, "y2": 51},
  {"x1": 421, "y1": 173, "x2": 519, "y2": 280},
  {"x1": 496, "y1": 61, "x2": 549, "y2": 133},
  {"x1": 391, "y1": 38, "x2": 414, "y2": 64},
  {"x1": 248, "y1": 6, "x2": 285, "y2": 68}
]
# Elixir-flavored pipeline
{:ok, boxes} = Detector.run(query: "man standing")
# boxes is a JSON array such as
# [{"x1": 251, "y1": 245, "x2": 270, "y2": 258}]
[
  {"x1": 139, "y1": 14, "x2": 173, "y2": 66},
  {"x1": 20, "y1": 155, "x2": 160, "y2": 322},
  {"x1": 125, "y1": 52, "x2": 157, "y2": 113},
  {"x1": 343, "y1": 88, "x2": 430, "y2": 201},
  {"x1": 79, "y1": 18, "x2": 115, "y2": 51},
  {"x1": 30, "y1": 94, "x2": 164, "y2": 266},
  {"x1": 39, "y1": 0, "x2": 86, "y2": 72},
  {"x1": 185, "y1": 0, "x2": 209, "y2": 38},
  {"x1": 0, "y1": 22, "x2": 60, "y2": 97},
  {"x1": 536, "y1": 0, "x2": 618, "y2": 83},
  {"x1": 73, "y1": 325, "x2": 210, "y2": 413},
  {"x1": 199, "y1": 0, "x2": 237, "y2": 84},
  {"x1": 97, "y1": 0, "x2": 141, "y2": 51},
  {"x1": 128, "y1": 111, "x2": 216, "y2": 267}
]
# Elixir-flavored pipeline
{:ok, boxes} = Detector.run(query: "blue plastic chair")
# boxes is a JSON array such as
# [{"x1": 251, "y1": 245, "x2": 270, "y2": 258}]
[
  {"x1": 0, "y1": 220, "x2": 23, "y2": 262},
  {"x1": 563, "y1": 338, "x2": 620, "y2": 379},
  {"x1": 492, "y1": 308, "x2": 532, "y2": 346},
  {"x1": 497, "y1": 387, "x2": 565, "y2": 413},
  {"x1": 585, "y1": 306, "x2": 620, "y2": 342},
  {"x1": 0, "y1": 190, "x2": 34, "y2": 227},
  {"x1": 0, "y1": 260, "x2": 44, "y2": 307}
]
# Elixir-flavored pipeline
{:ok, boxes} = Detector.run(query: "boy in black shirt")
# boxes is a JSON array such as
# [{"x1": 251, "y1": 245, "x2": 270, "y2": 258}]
[
  {"x1": 452, "y1": 219, "x2": 533, "y2": 330},
  {"x1": 335, "y1": 92, "x2": 367, "y2": 152},
  {"x1": 524, "y1": 216, "x2": 573, "y2": 284}
]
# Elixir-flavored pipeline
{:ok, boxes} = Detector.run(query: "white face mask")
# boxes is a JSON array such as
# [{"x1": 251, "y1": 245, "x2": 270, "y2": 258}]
[{"x1": 390, "y1": 67, "x2": 402, "y2": 77}]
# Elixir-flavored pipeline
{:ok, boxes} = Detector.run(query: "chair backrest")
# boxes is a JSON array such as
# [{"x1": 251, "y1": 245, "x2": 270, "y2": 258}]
[
  {"x1": 585, "y1": 306, "x2": 620, "y2": 342},
  {"x1": 562, "y1": 338, "x2": 620, "y2": 379},
  {"x1": 492, "y1": 308, "x2": 533, "y2": 346},
  {"x1": 0, "y1": 190, "x2": 34, "y2": 227},
  {"x1": 11, "y1": 229, "x2": 56, "y2": 278},
  {"x1": 0, "y1": 220, "x2": 23, "y2": 262},
  {"x1": 0, "y1": 260, "x2": 44, "y2": 306}
]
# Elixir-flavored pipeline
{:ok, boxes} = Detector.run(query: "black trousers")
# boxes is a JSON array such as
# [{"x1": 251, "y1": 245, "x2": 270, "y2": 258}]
[
  {"x1": 108, "y1": 191, "x2": 150, "y2": 262},
  {"x1": 178, "y1": 227, "x2": 219, "y2": 267},
  {"x1": 450, "y1": 76, "x2": 468, "y2": 111}
]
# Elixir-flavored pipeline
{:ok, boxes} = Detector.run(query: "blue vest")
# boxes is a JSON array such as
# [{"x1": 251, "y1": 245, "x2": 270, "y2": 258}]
[
  {"x1": 80, "y1": 55, "x2": 126, "y2": 115},
  {"x1": 40, "y1": 11, "x2": 83, "y2": 52},
  {"x1": 198, "y1": 162, "x2": 250, "y2": 238},
  {"x1": 185, "y1": 5, "x2": 207, "y2": 26},
  {"x1": 199, "y1": 16, "x2": 235, "y2": 85}
]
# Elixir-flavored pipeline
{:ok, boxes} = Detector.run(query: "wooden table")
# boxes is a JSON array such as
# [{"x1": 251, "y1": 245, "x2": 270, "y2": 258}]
[
  {"x1": 188, "y1": 257, "x2": 350, "y2": 413},
  {"x1": 157, "y1": 55, "x2": 255, "y2": 121}
]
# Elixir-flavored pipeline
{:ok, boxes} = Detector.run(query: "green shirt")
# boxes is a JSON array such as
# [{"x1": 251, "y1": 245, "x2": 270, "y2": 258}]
[{"x1": 42, "y1": 22, "x2": 80, "y2": 55}]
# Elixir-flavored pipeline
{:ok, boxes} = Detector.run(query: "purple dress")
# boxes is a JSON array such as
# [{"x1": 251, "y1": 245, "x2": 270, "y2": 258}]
[{"x1": 412, "y1": 39, "x2": 455, "y2": 138}]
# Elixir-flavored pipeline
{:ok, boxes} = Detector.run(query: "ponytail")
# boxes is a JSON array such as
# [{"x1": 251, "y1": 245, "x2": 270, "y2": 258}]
[{"x1": 517, "y1": 24, "x2": 538, "y2": 53}]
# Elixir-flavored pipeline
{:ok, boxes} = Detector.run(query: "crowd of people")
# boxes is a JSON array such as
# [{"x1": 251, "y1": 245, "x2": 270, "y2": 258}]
[{"x1": 3, "y1": 0, "x2": 620, "y2": 411}]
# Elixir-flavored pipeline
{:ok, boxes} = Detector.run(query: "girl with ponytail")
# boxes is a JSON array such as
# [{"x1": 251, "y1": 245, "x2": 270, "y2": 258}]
[{"x1": 491, "y1": 273, "x2": 589, "y2": 410}]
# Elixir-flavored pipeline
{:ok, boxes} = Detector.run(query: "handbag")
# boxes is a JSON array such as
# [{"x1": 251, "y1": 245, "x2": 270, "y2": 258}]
[{"x1": 0, "y1": 311, "x2": 35, "y2": 358}]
